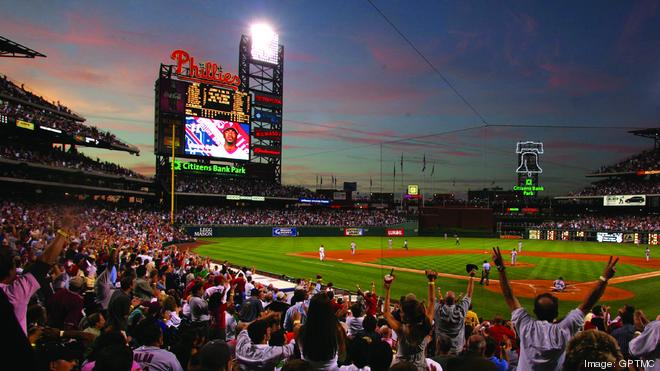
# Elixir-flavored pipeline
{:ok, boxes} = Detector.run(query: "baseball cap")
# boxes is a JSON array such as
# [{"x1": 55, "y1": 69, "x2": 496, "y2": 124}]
[{"x1": 276, "y1": 291, "x2": 286, "y2": 301}]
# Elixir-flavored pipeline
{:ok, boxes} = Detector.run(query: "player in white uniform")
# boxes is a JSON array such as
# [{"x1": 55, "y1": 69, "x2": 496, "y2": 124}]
[
  {"x1": 350, "y1": 241, "x2": 356, "y2": 255},
  {"x1": 511, "y1": 248, "x2": 518, "y2": 266},
  {"x1": 388, "y1": 238, "x2": 393, "y2": 250},
  {"x1": 403, "y1": 239, "x2": 408, "y2": 250},
  {"x1": 518, "y1": 240, "x2": 522, "y2": 252},
  {"x1": 646, "y1": 247, "x2": 651, "y2": 262},
  {"x1": 319, "y1": 245, "x2": 325, "y2": 261}
]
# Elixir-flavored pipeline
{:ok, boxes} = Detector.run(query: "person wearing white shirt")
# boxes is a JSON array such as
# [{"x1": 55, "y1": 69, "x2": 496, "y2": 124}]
[
  {"x1": 235, "y1": 319, "x2": 296, "y2": 370},
  {"x1": 133, "y1": 320, "x2": 184, "y2": 371},
  {"x1": 319, "y1": 245, "x2": 325, "y2": 261},
  {"x1": 492, "y1": 247, "x2": 619, "y2": 371}
]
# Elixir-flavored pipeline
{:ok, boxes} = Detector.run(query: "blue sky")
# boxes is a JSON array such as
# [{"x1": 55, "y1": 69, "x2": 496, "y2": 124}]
[{"x1": 1, "y1": 0, "x2": 658, "y2": 195}]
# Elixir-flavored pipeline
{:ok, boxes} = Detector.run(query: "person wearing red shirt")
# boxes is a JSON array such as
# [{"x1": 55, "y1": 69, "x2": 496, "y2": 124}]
[
  {"x1": 230, "y1": 272, "x2": 246, "y2": 306},
  {"x1": 358, "y1": 281, "x2": 378, "y2": 316},
  {"x1": 487, "y1": 316, "x2": 516, "y2": 344}
]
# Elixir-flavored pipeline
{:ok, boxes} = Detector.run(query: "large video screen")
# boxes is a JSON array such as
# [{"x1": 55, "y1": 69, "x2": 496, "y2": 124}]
[{"x1": 184, "y1": 117, "x2": 250, "y2": 160}]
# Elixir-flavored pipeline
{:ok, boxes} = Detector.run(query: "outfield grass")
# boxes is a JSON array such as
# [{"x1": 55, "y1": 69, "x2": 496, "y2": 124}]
[
  {"x1": 377, "y1": 255, "x2": 653, "y2": 281},
  {"x1": 194, "y1": 237, "x2": 659, "y2": 319}
]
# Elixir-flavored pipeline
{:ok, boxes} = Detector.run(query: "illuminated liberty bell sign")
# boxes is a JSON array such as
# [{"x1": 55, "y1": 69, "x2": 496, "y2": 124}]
[{"x1": 516, "y1": 141, "x2": 543, "y2": 176}]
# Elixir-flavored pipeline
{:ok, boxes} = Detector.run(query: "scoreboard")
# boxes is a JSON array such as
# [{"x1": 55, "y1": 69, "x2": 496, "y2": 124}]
[
  {"x1": 184, "y1": 83, "x2": 250, "y2": 123},
  {"x1": 156, "y1": 77, "x2": 251, "y2": 160}
]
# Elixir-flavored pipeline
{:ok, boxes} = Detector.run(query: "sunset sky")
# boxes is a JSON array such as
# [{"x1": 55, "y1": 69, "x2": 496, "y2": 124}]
[{"x1": 2, "y1": 0, "x2": 659, "y2": 196}]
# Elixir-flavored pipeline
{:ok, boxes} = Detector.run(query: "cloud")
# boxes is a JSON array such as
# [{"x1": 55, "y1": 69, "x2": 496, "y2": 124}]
[
  {"x1": 540, "y1": 63, "x2": 625, "y2": 96},
  {"x1": 616, "y1": 0, "x2": 659, "y2": 56},
  {"x1": 130, "y1": 163, "x2": 156, "y2": 176}
]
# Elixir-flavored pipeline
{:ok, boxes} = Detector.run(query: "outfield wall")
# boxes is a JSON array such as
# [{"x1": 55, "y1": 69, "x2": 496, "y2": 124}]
[{"x1": 184, "y1": 224, "x2": 418, "y2": 238}]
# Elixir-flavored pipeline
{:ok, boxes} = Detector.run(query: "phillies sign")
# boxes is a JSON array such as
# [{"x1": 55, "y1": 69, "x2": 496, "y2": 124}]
[{"x1": 170, "y1": 50, "x2": 241, "y2": 89}]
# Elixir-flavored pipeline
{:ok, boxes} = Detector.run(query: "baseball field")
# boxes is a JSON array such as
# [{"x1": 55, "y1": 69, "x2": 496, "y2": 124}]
[{"x1": 192, "y1": 237, "x2": 659, "y2": 319}]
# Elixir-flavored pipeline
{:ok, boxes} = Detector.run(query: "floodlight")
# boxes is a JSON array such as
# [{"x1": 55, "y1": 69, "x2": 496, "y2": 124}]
[{"x1": 250, "y1": 23, "x2": 279, "y2": 64}]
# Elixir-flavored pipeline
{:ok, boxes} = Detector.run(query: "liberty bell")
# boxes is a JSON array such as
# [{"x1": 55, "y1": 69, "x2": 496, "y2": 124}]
[{"x1": 516, "y1": 141, "x2": 543, "y2": 175}]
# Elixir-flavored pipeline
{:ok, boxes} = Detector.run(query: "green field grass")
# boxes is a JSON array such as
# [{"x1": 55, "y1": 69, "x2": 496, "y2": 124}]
[{"x1": 193, "y1": 237, "x2": 659, "y2": 319}]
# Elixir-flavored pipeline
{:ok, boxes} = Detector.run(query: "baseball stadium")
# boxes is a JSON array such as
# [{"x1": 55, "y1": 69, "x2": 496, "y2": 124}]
[{"x1": 0, "y1": 2, "x2": 658, "y2": 370}]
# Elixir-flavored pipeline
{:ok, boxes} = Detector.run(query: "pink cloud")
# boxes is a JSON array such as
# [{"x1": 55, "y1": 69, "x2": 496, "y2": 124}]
[
  {"x1": 287, "y1": 51, "x2": 322, "y2": 63},
  {"x1": 131, "y1": 163, "x2": 156, "y2": 176},
  {"x1": 540, "y1": 63, "x2": 625, "y2": 96},
  {"x1": 544, "y1": 140, "x2": 641, "y2": 154},
  {"x1": 367, "y1": 44, "x2": 426, "y2": 73}
]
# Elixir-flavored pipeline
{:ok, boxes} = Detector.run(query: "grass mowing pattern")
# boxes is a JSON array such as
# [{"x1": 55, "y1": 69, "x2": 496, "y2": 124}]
[{"x1": 194, "y1": 237, "x2": 659, "y2": 319}]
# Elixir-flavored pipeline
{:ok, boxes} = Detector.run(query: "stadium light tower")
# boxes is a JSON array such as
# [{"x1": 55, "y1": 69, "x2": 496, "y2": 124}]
[{"x1": 239, "y1": 23, "x2": 284, "y2": 183}]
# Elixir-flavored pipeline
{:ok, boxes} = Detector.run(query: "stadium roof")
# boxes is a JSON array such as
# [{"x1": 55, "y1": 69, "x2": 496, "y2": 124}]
[
  {"x1": 0, "y1": 36, "x2": 46, "y2": 58},
  {"x1": 629, "y1": 127, "x2": 660, "y2": 143}
]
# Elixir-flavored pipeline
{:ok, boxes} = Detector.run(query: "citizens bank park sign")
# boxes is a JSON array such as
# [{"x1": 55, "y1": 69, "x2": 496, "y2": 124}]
[{"x1": 172, "y1": 160, "x2": 246, "y2": 176}]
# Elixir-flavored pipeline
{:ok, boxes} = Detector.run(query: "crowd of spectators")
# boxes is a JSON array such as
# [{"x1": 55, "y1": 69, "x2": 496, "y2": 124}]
[
  {"x1": 0, "y1": 143, "x2": 148, "y2": 179},
  {"x1": 177, "y1": 206, "x2": 410, "y2": 227},
  {"x1": 176, "y1": 176, "x2": 317, "y2": 199},
  {"x1": 571, "y1": 178, "x2": 660, "y2": 196},
  {"x1": 540, "y1": 215, "x2": 660, "y2": 231},
  {"x1": 0, "y1": 74, "x2": 130, "y2": 148},
  {"x1": 1, "y1": 200, "x2": 657, "y2": 370},
  {"x1": 595, "y1": 149, "x2": 659, "y2": 174}
]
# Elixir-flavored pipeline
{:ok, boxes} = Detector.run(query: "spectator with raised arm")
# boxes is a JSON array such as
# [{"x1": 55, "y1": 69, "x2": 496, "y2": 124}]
[
  {"x1": 435, "y1": 267, "x2": 477, "y2": 355},
  {"x1": 383, "y1": 269, "x2": 437, "y2": 370},
  {"x1": 1, "y1": 213, "x2": 73, "y2": 335},
  {"x1": 492, "y1": 246, "x2": 619, "y2": 371}
]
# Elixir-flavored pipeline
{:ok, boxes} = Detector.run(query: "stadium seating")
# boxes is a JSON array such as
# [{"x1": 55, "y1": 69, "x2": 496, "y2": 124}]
[
  {"x1": 175, "y1": 174, "x2": 317, "y2": 198},
  {"x1": 0, "y1": 142, "x2": 147, "y2": 179},
  {"x1": 0, "y1": 74, "x2": 131, "y2": 148},
  {"x1": 177, "y1": 205, "x2": 410, "y2": 226}
]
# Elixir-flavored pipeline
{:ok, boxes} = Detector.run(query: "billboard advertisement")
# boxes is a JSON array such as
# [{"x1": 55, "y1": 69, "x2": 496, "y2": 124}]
[
  {"x1": 603, "y1": 195, "x2": 646, "y2": 206},
  {"x1": 184, "y1": 117, "x2": 250, "y2": 160},
  {"x1": 528, "y1": 230, "x2": 540, "y2": 240},
  {"x1": 253, "y1": 110, "x2": 281, "y2": 125},
  {"x1": 191, "y1": 227, "x2": 214, "y2": 237},
  {"x1": 159, "y1": 79, "x2": 188, "y2": 113},
  {"x1": 597, "y1": 232, "x2": 623, "y2": 243},
  {"x1": 344, "y1": 228, "x2": 364, "y2": 236},
  {"x1": 253, "y1": 145, "x2": 281, "y2": 157},
  {"x1": 387, "y1": 229, "x2": 404, "y2": 236},
  {"x1": 298, "y1": 198, "x2": 331, "y2": 205},
  {"x1": 272, "y1": 227, "x2": 297, "y2": 237},
  {"x1": 253, "y1": 128, "x2": 282, "y2": 140}
]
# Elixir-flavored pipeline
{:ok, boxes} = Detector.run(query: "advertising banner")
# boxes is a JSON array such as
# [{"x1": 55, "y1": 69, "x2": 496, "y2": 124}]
[
  {"x1": 333, "y1": 192, "x2": 347, "y2": 200},
  {"x1": 528, "y1": 230, "x2": 540, "y2": 240},
  {"x1": 272, "y1": 227, "x2": 297, "y2": 237},
  {"x1": 387, "y1": 229, "x2": 404, "y2": 236},
  {"x1": 190, "y1": 227, "x2": 214, "y2": 237},
  {"x1": 298, "y1": 198, "x2": 331, "y2": 205},
  {"x1": 344, "y1": 228, "x2": 364, "y2": 236},
  {"x1": 16, "y1": 119, "x2": 35, "y2": 130},
  {"x1": 597, "y1": 232, "x2": 623, "y2": 243},
  {"x1": 603, "y1": 195, "x2": 646, "y2": 206}
]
